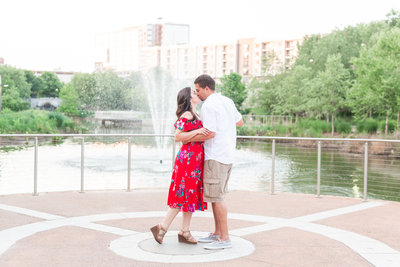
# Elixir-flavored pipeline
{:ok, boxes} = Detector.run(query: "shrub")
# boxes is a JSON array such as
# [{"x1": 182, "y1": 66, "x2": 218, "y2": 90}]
[
  {"x1": 0, "y1": 110, "x2": 79, "y2": 134},
  {"x1": 48, "y1": 112, "x2": 67, "y2": 128},
  {"x1": 356, "y1": 120, "x2": 364, "y2": 133},
  {"x1": 364, "y1": 119, "x2": 379, "y2": 134},
  {"x1": 335, "y1": 120, "x2": 352, "y2": 134},
  {"x1": 299, "y1": 119, "x2": 331, "y2": 133},
  {"x1": 379, "y1": 120, "x2": 396, "y2": 134}
]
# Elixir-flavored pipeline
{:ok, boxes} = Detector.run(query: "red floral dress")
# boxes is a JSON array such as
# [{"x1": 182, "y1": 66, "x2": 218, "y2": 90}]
[{"x1": 167, "y1": 117, "x2": 207, "y2": 212}]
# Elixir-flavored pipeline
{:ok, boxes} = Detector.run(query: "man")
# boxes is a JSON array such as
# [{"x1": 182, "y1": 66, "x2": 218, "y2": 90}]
[{"x1": 183, "y1": 74, "x2": 243, "y2": 249}]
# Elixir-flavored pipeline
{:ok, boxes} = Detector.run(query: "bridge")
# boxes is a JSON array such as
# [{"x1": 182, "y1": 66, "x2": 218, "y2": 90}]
[{"x1": 94, "y1": 111, "x2": 148, "y2": 127}]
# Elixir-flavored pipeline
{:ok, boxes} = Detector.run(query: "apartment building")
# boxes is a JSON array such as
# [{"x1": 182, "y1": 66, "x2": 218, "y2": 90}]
[{"x1": 95, "y1": 24, "x2": 302, "y2": 80}]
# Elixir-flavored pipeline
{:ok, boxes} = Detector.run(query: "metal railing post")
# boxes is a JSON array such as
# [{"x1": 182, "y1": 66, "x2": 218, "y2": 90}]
[
  {"x1": 271, "y1": 139, "x2": 275, "y2": 194},
  {"x1": 80, "y1": 137, "x2": 85, "y2": 193},
  {"x1": 127, "y1": 137, "x2": 132, "y2": 192},
  {"x1": 317, "y1": 141, "x2": 321, "y2": 197},
  {"x1": 33, "y1": 137, "x2": 38, "y2": 196},
  {"x1": 364, "y1": 142, "x2": 368, "y2": 201},
  {"x1": 172, "y1": 138, "x2": 176, "y2": 170}
]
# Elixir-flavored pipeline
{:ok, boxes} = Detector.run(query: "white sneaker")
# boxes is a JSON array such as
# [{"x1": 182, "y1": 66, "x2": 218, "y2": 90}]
[
  {"x1": 203, "y1": 239, "x2": 232, "y2": 250},
  {"x1": 198, "y1": 233, "x2": 220, "y2": 243}
]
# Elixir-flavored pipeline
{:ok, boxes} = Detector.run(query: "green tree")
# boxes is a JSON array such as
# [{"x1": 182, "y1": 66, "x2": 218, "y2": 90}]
[
  {"x1": 308, "y1": 54, "x2": 350, "y2": 135},
  {"x1": 70, "y1": 73, "x2": 98, "y2": 110},
  {"x1": 39, "y1": 72, "x2": 63, "y2": 97},
  {"x1": 24, "y1": 70, "x2": 44, "y2": 98},
  {"x1": 58, "y1": 83, "x2": 80, "y2": 116},
  {"x1": 93, "y1": 71, "x2": 125, "y2": 110},
  {"x1": 219, "y1": 72, "x2": 247, "y2": 113},
  {"x1": 1, "y1": 89, "x2": 30, "y2": 111},
  {"x1": 352, "y1": 28, "x2": 400, "y2": 134},
  {"x1": 0, "y1": 65, "x2": 31, "y2": 99},
  {"x1": 386, "y1": 9, "x2": 400, "y2": 28},
  {"x1": 295, "y1": 22, "x2": 387, "y2": 78},
  {"x1": 275, "y1": 65, "x2": 313, "y2": 122}
]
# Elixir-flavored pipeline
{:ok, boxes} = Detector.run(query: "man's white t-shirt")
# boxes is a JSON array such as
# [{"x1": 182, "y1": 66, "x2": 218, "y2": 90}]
[{"x1": 200, "y1": 93, "x2": 242, "y2": 164}]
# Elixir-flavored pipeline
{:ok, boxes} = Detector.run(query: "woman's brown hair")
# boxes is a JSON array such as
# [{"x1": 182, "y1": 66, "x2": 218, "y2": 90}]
[{"x1": 176, "y1": 87, "x2": 197, "y2": 122}]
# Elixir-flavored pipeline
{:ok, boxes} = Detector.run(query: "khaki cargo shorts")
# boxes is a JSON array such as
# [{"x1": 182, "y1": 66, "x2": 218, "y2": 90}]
[{"x1": 203, "y1": 159, "x2": 232, "y2": 202}]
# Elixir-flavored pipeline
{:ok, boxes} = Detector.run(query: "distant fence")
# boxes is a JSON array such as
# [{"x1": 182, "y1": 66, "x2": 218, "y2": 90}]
[{"x1": 242, "y1": 115, "x2": 292, "y2": 126}]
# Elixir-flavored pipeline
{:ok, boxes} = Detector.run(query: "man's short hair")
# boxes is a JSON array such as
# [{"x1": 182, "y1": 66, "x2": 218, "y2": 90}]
[{"x1": 194, "y1": 74, "x2": 215, "y2": 90}]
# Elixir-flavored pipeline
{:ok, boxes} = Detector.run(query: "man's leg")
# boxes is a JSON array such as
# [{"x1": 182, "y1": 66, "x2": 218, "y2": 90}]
[
  {"x1": 212, "y1": 201, "x2": 229, "y2": 241},
  {"x1": 212, "y1": 202, "x2": 220, "y2": 236}
]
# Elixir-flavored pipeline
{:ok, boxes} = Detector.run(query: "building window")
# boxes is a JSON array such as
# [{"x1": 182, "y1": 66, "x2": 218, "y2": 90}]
[
  {"x1": 203, "y1": 63, "x2": 207, "y2": 69},
  {"x1": 223, "y1": 45, "x2": 227, "y2": 52},
  {"x1": 203, "y1": 47, "x2": 207, "y2": 53},
  {"x1": 286, "y1": 41, "x2": 291, "y2": 49},
  {"x1": 243, "y1": 44, "x2": 249, "y2": 51},
  {"x1": 203, "y1": 55, "x2": 208, "y2": 61},
  {"x1": 262, "y1": 42, "x2": 267, "y2": 50}
]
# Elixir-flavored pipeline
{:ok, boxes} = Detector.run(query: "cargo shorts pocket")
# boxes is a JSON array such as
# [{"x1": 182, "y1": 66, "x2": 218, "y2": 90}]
[{"x1": 204, "y1": 178, "x2": 221, "y2": 198}]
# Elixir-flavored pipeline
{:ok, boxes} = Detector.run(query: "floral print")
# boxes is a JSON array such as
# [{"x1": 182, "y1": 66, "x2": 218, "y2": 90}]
[{"x1": 167, "y1": 117, "x2": 207, "y2": 212}]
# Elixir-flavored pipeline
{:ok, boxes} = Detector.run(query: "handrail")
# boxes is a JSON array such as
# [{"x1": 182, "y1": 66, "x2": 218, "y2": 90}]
[
  {"x1": 1, "y1": 134, "x2": 400, "y2": 201},
  {"x1": 1, "y1": 133, "x2": 400, "y2": 143}
]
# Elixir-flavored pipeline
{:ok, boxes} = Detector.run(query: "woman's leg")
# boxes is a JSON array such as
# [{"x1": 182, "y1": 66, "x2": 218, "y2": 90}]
[
  {"x1": 178, "y1": 211, "x2": 197, "y2": 243},
  {"x1": 181, "y1": 211, "x2": 193, "y2": 232},
  {"x1": 161, "y1": 207, "x2": 180, "y2": 230}
]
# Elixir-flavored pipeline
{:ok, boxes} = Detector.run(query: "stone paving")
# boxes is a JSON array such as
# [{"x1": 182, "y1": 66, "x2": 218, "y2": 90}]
[{"x1": 0, "y1": 190, "x2": 399, "y2": 266}]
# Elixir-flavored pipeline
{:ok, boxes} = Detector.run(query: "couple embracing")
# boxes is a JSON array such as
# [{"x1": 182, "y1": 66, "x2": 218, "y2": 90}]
[{"x1": 150, "y1": 74, "x2": 243, "y2": 250}]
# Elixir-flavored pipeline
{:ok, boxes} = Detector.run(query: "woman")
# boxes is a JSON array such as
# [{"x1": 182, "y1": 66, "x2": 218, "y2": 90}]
[{"x1": 150, "y1": 87, "x2": 209, "y2": 244}]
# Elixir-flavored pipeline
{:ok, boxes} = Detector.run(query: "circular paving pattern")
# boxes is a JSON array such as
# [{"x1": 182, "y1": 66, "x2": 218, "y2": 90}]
[{"x1": 109, "y1": 231, "x2": 255, "y2": 263}]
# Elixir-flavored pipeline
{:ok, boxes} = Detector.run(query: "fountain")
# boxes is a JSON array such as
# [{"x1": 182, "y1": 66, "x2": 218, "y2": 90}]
[{"x1": 142, "y1": 67, "x2": 188, "y2": 161}]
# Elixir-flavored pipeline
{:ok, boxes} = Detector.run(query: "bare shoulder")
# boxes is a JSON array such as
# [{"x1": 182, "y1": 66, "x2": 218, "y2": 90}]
[{"x1": 180, "y1": 111, "x2": 194, "y2": 120}]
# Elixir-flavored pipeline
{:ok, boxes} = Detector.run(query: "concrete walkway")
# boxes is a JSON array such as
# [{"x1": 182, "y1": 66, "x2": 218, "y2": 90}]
[{"x1": 0, "y1": 190, "x2": 399, "y2": 266}]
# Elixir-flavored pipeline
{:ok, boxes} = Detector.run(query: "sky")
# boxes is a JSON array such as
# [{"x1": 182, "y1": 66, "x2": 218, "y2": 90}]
[{"x1": 0, "y1": 0, "x2": 399, "y2": 72}]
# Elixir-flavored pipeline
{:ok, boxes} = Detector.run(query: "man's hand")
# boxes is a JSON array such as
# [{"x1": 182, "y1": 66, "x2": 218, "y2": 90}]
[{"x1": 236, "y1": 119, "x2": 244, "y2": 127}]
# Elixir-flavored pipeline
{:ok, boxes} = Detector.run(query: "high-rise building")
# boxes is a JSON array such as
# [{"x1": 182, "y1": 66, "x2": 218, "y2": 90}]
[
  {"x1": 94, "y1": 23, "x2": 190, "y2": 73},
  {"x1": 95, "y1": 24, "x2": 302, "y2": 80}
]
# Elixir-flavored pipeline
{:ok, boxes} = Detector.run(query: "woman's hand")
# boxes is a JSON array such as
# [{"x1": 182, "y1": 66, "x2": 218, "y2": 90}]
[{"x1": 195, "y1": 128, "x2": 210, "y2": 136}]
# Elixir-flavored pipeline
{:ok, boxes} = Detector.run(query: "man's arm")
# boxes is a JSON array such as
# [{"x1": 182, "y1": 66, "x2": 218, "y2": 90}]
[
  {"x1": 236, "y1": 119, "x2": 244, "y2": 127},
  {"x1": 178, "y1": 130, "x2": 215, "y2": 144}
]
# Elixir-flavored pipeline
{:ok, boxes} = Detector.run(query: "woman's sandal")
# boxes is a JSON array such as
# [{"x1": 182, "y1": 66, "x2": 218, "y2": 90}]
[
  {"x1": 178, "y1": 230, "x2": 198, "y2": 244},
  {"x1": 150, "y1": 224, "x2": 167, "y2": 244}
]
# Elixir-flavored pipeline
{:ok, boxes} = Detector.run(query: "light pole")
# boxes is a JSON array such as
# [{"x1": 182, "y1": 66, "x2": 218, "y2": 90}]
[{"x1": 0, "y1": 74, "x2": 2, "y2": 112}]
